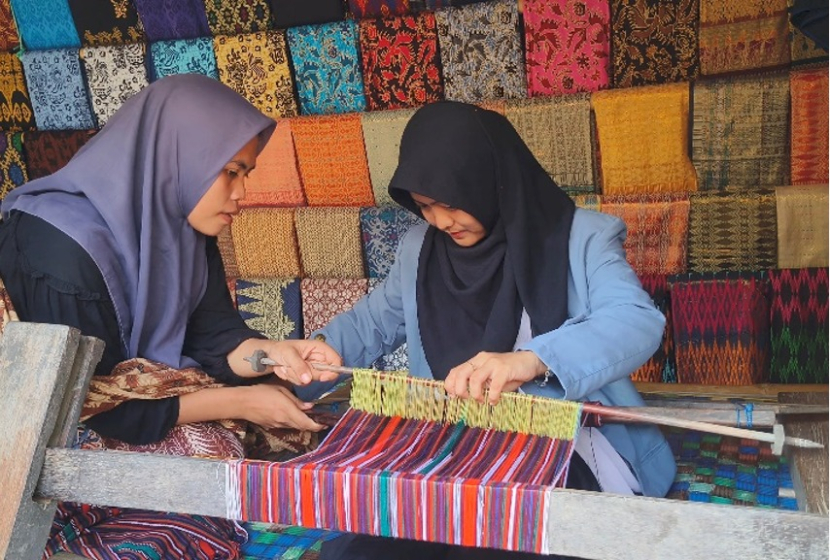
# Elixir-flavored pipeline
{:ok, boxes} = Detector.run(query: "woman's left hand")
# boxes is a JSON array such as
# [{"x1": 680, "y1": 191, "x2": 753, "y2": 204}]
[{"x1": 444, "y1": 351, "x2": 547, "y2": 405}]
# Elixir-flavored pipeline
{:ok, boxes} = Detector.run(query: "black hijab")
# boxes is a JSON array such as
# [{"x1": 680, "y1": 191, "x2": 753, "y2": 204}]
[{"x1": 388, "y1": 101, "x2": 576, "y2": 379}]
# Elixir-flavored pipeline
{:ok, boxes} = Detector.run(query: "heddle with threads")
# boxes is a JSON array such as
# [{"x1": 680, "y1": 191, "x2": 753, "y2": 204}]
[{"x1": 227, "y1": 369, "x2": 583, "y2": 553}]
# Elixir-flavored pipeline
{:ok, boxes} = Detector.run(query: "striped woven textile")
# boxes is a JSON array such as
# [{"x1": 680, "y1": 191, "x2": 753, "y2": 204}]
[
  {"x1": 0, "y1": 51, "x2": 35, "y2": 132},
  {"x1": 599, "y1": 193, "x2": 690, "y2": 275},
  {"x1": 592, "y1": 83, "x2": 698, "y2": 195},
  {"x1": 79, "y1": 43, "x2": 149, "y2": 127},
  {"x1": 631, "y1": 274, "x2": 675, "y2": 383},
  {"x1": 358, "y1": 13, "x2": 442, "y2": 111},
  {"x1": 0, "y1": 0, "x2": 18, "y2": 51},
  {"x1": 692, "y1": 72, "x2": 790, "y2": 190},
  {"x1": 687, "y1": 189, "x2": 778, "y2": 272},
  {"x1": 790, "y1": 66, "x2": 829, "y2": 185},
  {"x1": 348, "y1": 0, "x2": 410, "y2": 19},
  {"x1": 435, "y1": 0, "x2": 526, "y2": 103},
  {"x1": 368, "y1": 277, "x2": 410, "y2": 371},
  {"x1": 21, "y1": 130, "x2": 95, "y2": 180},
  {"x1": 610, "y1": 0, "x2": 699, "y2": 87},
  {"x1": 361, "y1": 108, "x2": 416, "y2": 206},
  {"x1": 292, "y1": 114, "x2": 375, "y2": 207},
  {"x1": 230, "y1": 208, "x2": 302, "y2": 278},
  {"x1": 203, "y1": 0, "x2": 272, "y2": 35},
  {"x1": 148, "y1": 38, "x2": 219, "y2": 81},
  {"x1": 360, "y1": 206, "x2": 424, "y2": 279},
  {"x1": 0, "y1": 132, "x2": 27, "y2": 202},
  {"x1": 214, "y1": 31, "x2": 298, "y2": 119},
  {"x1": 241, "y1": 119, "x2": 306, "y2": 208},
  {"x1": 522, "y1": 0, "x2": 611, "y2": 96},
  {"x1": 9, "y1": 0, "x2": 80, "y2": 50},
  {"x1": 295, "y1": 207, "x2": 366, "y2": 278},
  {"x1": 505, "y1": 94, "x2": 596, "y2": 192},
  {"x1": 236, "y1": 278, "x2": 303, "y2": 340},
  {"x1": 132, "y1": 0, "x2": 211, "y2": 42},
  {"x1": 775, "y1": 185, "x2": 829, "y2": 269},
  {"x1": 67, "y1": 0, "x2": 144, "y2": 46},
  {"x1": 670, "y1": 272, "x2": 770, "y2": 385},
  {"x1": 698, "y1": 0, "x2": 790, "y2": 76},
  {"x1": 300, "y1": 277, "x2": 368, "y2": 337},
  {"x1": 768, "y1": 268, "x2": 829, "y2": 384}
]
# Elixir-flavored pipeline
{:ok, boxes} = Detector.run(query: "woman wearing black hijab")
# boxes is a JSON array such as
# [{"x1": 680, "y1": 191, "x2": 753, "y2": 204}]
[{"x1": 312, "y1": 101, "x2": 676, "y2": 559}]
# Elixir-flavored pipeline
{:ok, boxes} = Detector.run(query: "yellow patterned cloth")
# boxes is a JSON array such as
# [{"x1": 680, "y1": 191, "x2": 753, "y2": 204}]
[
  {"x1": 0, "y1": 132, "x2": 28, "y2": 202},
  {"x1": 505, "y1": 94, "x2": 595, "y2": 192},
  {"x1": 241, "y1": 118, "x2": 306, "y2": 207},
  {"x1": 294, "y1": 207, "x2": 365, "y2": 278},
  {"x1": 230, "y1": 207, "x2": 302, "y2": 277},
  {"x1": 214, "y1": 31, "x2": 297, "y2": 119},
  {"x1": 0, "y1": 52, "x2": 35, "y2": 131},
  {"x1": 361, "y1": 108, "x2": 416, "y2": 206},
  {"x1": 203, "y1": 0, "x2": 272, "y2": 36},
  {"x1": 775, "y1": 184, "x2": 829, "y2": 269},
  {"x1": 571, "y1": 194, "x2": 601, "y2": 211},
  {"x1": 592, "y1": 83, "x2": 697, "y2": 194}
]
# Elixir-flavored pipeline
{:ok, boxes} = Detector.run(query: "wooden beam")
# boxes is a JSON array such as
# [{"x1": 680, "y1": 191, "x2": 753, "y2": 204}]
[
  {"x1": 780, "y1": 392, "x2": 829, "y2": 515},
  {"x1": 635, "y1": 382, "x2": 828, "y2": 400}
]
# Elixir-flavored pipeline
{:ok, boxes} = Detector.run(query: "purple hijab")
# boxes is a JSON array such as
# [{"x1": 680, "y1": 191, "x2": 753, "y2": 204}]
[{"x1": 1, "y1": 74, "x2": 275, "y2": 368}]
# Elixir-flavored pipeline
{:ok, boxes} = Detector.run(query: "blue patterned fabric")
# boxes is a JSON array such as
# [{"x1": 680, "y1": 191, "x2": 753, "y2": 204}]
[
  {"x1": 236, "y1": 278, "x2": 303, "y2": 340},
  {"x1": 19, "y1": 49, "x2": 95, "y2": 130},
  {"x1": 359, "y1": 206, "x2": 423, "y2": 279},
  {"x1": 368, "y1": 277, "x2": 410, "y2": 371},
  {"x1": 149, "y1": 38, "x2": 219, "y2": 81},
  {"x1": 133, "y1": 0, "x2": 212, "y2": 42},
  {"x1": 286, "y1": 21, "x2": 366, "y2": 115},
  {"x1": 10, "y1": 0, "x2": 80, "y2": 50},
  {"x1": 241, "y1": 523, "x2": 341, "y2": 560}
]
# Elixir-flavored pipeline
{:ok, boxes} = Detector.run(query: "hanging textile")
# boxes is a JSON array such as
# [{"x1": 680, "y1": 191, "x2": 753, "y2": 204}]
[
  {"x1": 435, "y1": 0, "x2": 526, "y2": 103},
  {"x1": 631, "y1": 274, "x2": 674, "y2": 383},
  {"x1": 240, "y1": 118, "x2": 306, "y2": 208},
  {"x1": 295, "y1": 207, "x2": 366, "y2": 279},
  {"x1": 790, "y1": 66, "x2": 829, "y2": 184},
  {"x1": 360, "y1": 206, "x2": 424, "y2": 279},
  {"x1": 410, "y1": 0, "x2": 488, "y2": 10},
  {"x1": 19, "y1": 48, "x2": 96, "y2": 130},
  {"x1": 148, "y1": 38, "x2": 219, "y2": 81},
  {"x1": 268, "y1": 0, "x2": 345, "y2": 29},
  {"x1": 132, "y1": 0, "x2": 211, "y2": 42},
  {"x1": 775, "y1": 184, "x2": 829, "y2": 269},
  {"x1": 368, "y1": 277, "x2": 411, "y2": 371},
  {"x1": 236, "y1": 277, "x2": 303, "y2": 340},
  {"x1": 22, "y1": 130, "x2": 96, "y2": 180},
  {"x1": 610, "y1": 0, "x2": 699, "y2": 87},
  {"x1": 300, "y1": 277, "x2": 369, "y2": 336},
  {"x1": 361, "y1": 108, "x2": 415, "y2": 206},
  {"x1": 692, "y1": 72, "x2": 791, "y2": 190},
  {"x1": 214, "y1": 31, "x2": 298, "y2": 119},
  {"x1": 358, "y1": 13, "x2": 443, "y2": 111},
  {"x1": 230, "y1": 207, "x2": 302, "y2": 278},
  {"x1": 0, "y1": 132, "x2": 27, "y2": 202},
  {"x1": 203, "y1": 0, "x2": 271, "y2": 36},
  {"x1": 0, "y1": 0, "x2": 18, "y2": 51},
  {"x1": 80, "y1": 43, "x2": 149, "y2": 127},
  {"x1": 571, "y1": 194, "x2": 601, "y2": 211},
  {"x1": 9, "y1": 0, "x2": 80, "y2": 50},
  {"x1": 348, "y1": 0, "x2": 410, "y2": 19},
  {"x1": 0, "y1": 52, "x2": 35, "y2": 132},
  {"x1": 218, "y1": 226, "x2": 240, "y2": 279},
  {"x1": 67, "y1": 0, "x2": 144, "y2": 46},
  {"x1": 789, "y1": 0, "x2": 829, "y2": 66}
]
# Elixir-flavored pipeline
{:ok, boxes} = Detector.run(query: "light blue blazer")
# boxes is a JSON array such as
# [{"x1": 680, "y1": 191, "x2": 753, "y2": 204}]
[{"x1": 304, "y1": 208, "x2": 677, "y2": 498}]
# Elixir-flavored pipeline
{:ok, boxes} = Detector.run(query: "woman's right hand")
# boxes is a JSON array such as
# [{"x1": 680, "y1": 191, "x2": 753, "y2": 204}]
[{"x1": 237, "y1": 383, "x2": 326, "y2": 432}]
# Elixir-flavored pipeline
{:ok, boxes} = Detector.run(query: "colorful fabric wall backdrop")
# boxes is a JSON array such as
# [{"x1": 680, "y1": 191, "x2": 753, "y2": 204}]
[{"x1": 0, "y1": 0, "x2": 827, "y2": 385}]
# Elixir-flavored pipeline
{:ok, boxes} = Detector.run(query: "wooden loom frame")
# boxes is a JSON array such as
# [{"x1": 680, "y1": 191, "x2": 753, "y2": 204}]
[{"x1": 2, "y1": 322, "x2": 828, "y2": 560}]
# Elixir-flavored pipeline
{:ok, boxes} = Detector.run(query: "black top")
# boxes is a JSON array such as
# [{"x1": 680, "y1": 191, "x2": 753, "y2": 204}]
[{"x1": 0, "y1": 211, "x2": 264, "y2": 444}]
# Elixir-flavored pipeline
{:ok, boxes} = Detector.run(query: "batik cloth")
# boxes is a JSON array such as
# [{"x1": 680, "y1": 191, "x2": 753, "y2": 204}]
[
  {"x1": 0, "y1": 0, "x2": 19, "y2": 51},
  {"x1": 592, "y1": 83, "x2": 697, "y2": 194},
  {"x1": 19, "y1": 49, "x2": 96, "y2": 130},
  {"x1": 361, "y1": 108, "x2": 416, "y2": 206},
  {"x1": 775, "y1": 184, "x2": 829, "y2": 269},
  {"x1": 300, "y1": 277, "x2": 369, "y2": 337},
  {"x1": 80, "y1": 43, "x2": 149, "y2": 127},
  {"x1": 295, "y1": 207, "x2": 366, "y2": 278},
  {"x1": 291, "y1": 114, "x2": 375, "y2": 206},
  {"x1": 360, "y1": 206, "x2": 424, "y2": 279},
  {"x1": 435, "y1": 0, "x2": 526, "y2": 103},
  {"x1": 203, "y1": 0, "x2": 272, "y2": 35},
  {"x1": 148, "y1": 37, "x2": 219, "y2": 81},
  {"x1": 505, "y1": 94, "x2": 595, "y2": 191},
  {"x1": 368, "y1": 277, "x2": 411, "y2": 371},
  {"x1": 287, "y1": 21, "x2": 367, "y2": 115},
  {"x1": 631, "y1": 274, "x2": 675, "y2": 383},
  {"x1": 610, "y1": 0, "x2": 699, "y2": 87},
  {"x1": 236, "y1": 277, "x2": 303, "y2": 340},
  {"x1": 214, "y1": 31, "x2": 298, "y2": 119},
  {"x1": 358, "y1": 13, "x2": 443, "y2": 111},
  {"x1": 240, "y1": 119, "x2": 306, "y2": 207},
  {"x1": 9, "y1": 0, "x2": 80, "y2": 49},
  {"x1": 268, "y1": 0, "x2": 345, "y2": 28},
  {"x1": 67, "y1": 0, "x2": 144, "y2": 46},
  {"x1": 132, "y1": 0, "x2": 211, "y2": 41},
  {"x1": 230, "y1": 207, "x2": 302, "y2": 278},
  {"x1": 687, "y1": 189, "x2": 778, "y2": 272},
  {"x1": 22, "y1": 130, "x2": 96, "y2": 180},
  {"x1": 790, "y1": 66, "x2": 829, "y2": 184},
  {"x1": 699, "y1": 0, "x2": 790, "y2": 76},
  {"x1": 0, "y1": 52, "x2": 35, "y2": 132},
  {"x1": 768, "y1": 268, "x2": 829, "y2": 384},
  {"x1": 0, "y1": 132, "x2": 27, "y2": 203},
  {"x1": 348, "y1": 0, "x2": 410, "y2": 18},
  {"x1": 692, "y1": 72, "x2": 790, "y2": 190}
]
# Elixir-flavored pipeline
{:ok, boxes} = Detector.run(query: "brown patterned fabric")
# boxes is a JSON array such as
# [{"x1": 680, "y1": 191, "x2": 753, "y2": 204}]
[
  {"x1": 775, "y1": 184, "x2": 829, "y2": 269},
  {"x1": 0, "y1": 0, "x2": 19, "y2": 51},
  {"x1": 0, "y1": 52, "x2": 35, "y2": 132},
  {"x1": 300, "y1": 277, "x2": 369, "y2": 337},
  {"x1": 203, "y1": 0, "x2": 272, "y2": 35},
  {"x1": 631, "y1": 274, "x2": 674, "y2": 383},
  {"x1": 610, "y1": 0, "x2": 699, "y2": 87},
  {"x1": 791, "y1": 66, "x2": 829, "y2": 185},
  {"x1": 22, "y1": 130, "x2": 96, "y2": 180},
  {"x1": 0, "y1": 276, "x2": 19, "y2": 337},
  {"x1": 361, "y1": 108, "x2": 416, "y2": 206},
  {"x1": 231, "y1": 207, "x2": 302, "y2": 277},
  {"x1": 217, "y1": 226, "x2": 240, "y2": 279},
  {"x1": 294, "y1": 207, "x2": 365, "y2": 278},
  {"x1": 240, "y1": 118, "x2": 306, "y2": 207}
]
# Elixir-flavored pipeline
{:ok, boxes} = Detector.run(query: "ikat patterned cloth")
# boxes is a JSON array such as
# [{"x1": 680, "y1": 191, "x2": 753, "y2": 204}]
[
  {"x1": 295, "y1": 207, "x2": 365, "y2": 279},
  {"x1": 230, "y1": 208, "x2": 302, "y2": 278},
  {"x1": 360, "y1": 108, "x2": 415, "y2": 206},
  {"x1": 0, "y1": 0, "x2": 19, "y2": 51},
  {"x1": 631, "y1": 274, "x2": 675, "y2": 383},
  {"x1": 148, "y1": 38, "x2": 219, "y2": 81},
  {"x1": 775, "y1": 184, "x2": 829, "y2": 269},
  {"x1": 236, "y1": 277, "x2": 303, "y2": 340},
  {"x1": 0, "y1": 52, "x2": 35, "y2": 132},
  {"x1": 300, "y1": 277, "x2": 369, "y2": 337},
  {"x1": 80, "y1": 43, "x2": 149, "y2": 127},
  {"x1": 203, "y1": 0, "x2": 272, "y2": 36},
  {"x1": 360, "y1": 206, "x2": 424, "y2": 279},
  {"x1": 790, "y1": 66, "x2": 829, "y2": 185},
  {"x1": 9, "y1": 0, "x2": 80, "y2": 50},
  {"x1": 67, "y1": 0, "x2": 144, "y2": 46},
  {"x1": 0, "y1": 132, "x2": 27, "y2": 202},
  {"x1": 22, "y1": 130, "x2": 96, "y2": 180},
  {"x1": 240, "y1": 118, "x2": 306, "y2": 207},
  {"x1": 132, "y1": 0, "x2": 212, "y2": 42}
]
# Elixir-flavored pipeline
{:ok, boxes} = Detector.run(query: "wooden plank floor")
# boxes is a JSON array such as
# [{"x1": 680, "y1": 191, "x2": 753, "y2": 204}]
[{"x1": 780, "y1": 391, "x2": 829, "y2": 515}]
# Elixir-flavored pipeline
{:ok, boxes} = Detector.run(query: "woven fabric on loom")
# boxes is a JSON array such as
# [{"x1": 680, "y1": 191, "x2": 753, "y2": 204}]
[
  {"x1": 687, "y1": 189, "x2": 777, "y2": 272},
  {"x1": 300, "y1": 278, "x2": 368, "y2": 337},
  {"x1": 241, "y1": 523, "x2": 340, "y2": 560},
  {"x1": 768, "y1": 268, "x2": 829, "y2": 384},
  {"x1": 241, "y1": 119, "x2": 306, "y2": 207},
  {"x1": 9, "y1": 0, "x2": 80, "y2": 50},
  {"x1": 670, "y1": 273, "x2": 770, "y2": 385},
  {"x1": 610, "y1": 0, "x2": 699, "y2": 88},
  {"x1": 231, "y1": 208, "x2": 302, "y2": 278},
  {"x1": 287, "y1": 21, "x2": 367, "y2": 115},
  {"x1": 79, "y1": 43, "x2": 149, "y2": 127},
  {"x1": 132, "y1": 0, "x2": 211, "y2": 42},
  {"x1": 664, "y1": 428, "x2": 799, "y2": 510},
  {"x1": 368, "y1": 278, "x2": 410, "y2": 370},
  {"x1": 571, "y1": 194, "x2": 601, "y2": 211},
  {"x1": 203, "y1": 0, "x2": 272, "y2": 35},
  {"x1": 791, "y1": 66, "x2": 829, "y2": 184},
  {"x1": 214, "y1": 32, "x2": 297, "y2": 119},
  {"x1": 632, "y1": 274, "x2": 676, "y2": 382},
  {"x1": 149, "y1": 38, "x2": 219, "y2": 81},
  {"x1": 349, "y1": 0, "x2": 410, "y2": 19},
  {"x1": 599, "y1": 193, "x2": 690, "y2": 275},
  {"x1": 19, "y1": 49, "x2": 96, "y2": 131},
  {"x1": 505, "y1": 94, "x2": 595, "y2": 192},
  {"x1": 0, "y1": 52, "x2": 35, "y2": 132},
  {"x1": 592, "y1": 83, "x2": 697, "y2": 195},
  {"x1": 358, "y1": 13, "x2": 443, "y2": 111},
  {"x1": 0, "y1": 132, "x2": 28, "y2": 201},
  {"x1": 291, "y1": 114, "x2": 375, "y2": 206},
  {"x1": 295, "y1": 207, "x2": 365, "y2": 278},
  {"x1": 775, "y1": 185, "x2": 829, "y2": 269},
  {"x1": 692, "y1": 72, "x2": 790, "y2": 190},
  {"x1": 67, "y1": 0, "x2": 144, "y2": 46},
  {"x1": 218, "y1": 227, "x2": 240, "y2": 279},
  {"x1": 236, "y1": 278, "x2": 303, "y2": 340},
  {"x1": 22, "y1": 130, "x2": 95, "y2": 180},
  {"x1": 522, "y1": 0, "x2": 611, "y2": 96},
  {"x1": 435, "y1": 0, "x2": 526, "y2": 103},
  {"x1": 360, "y1": 206, "x2": 424, "y2": 279},
  {"x1": 361, "y1": 108, "x2": 415, "y2": 206},
  {"x1": 698, "y1": 0, "x2": 790, "y2": 76},
  {"x1": 0, "y1": 0, "x2": 18, "y2": 51},
  {"x1": 268, "y1": 0, "x2": 346, "y2": 29}
]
